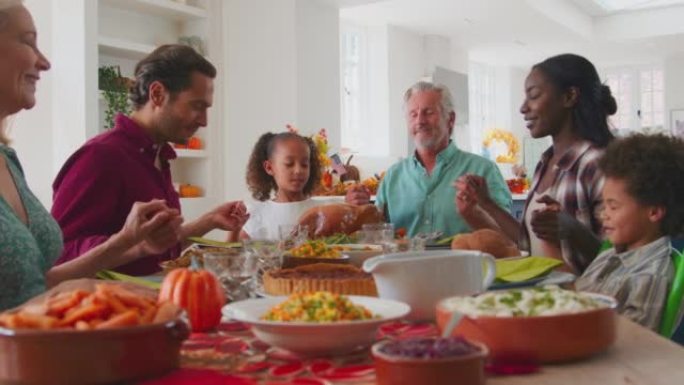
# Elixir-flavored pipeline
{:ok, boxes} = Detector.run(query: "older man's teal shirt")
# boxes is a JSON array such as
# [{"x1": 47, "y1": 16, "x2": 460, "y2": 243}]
[{"x1": 375, "y1": 143, "x2": 511, "y2": 238}]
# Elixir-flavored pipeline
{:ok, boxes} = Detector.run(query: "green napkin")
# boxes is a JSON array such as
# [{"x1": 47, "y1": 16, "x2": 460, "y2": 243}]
[
  {"x1": 494, "y1": 256, "x2": 563, "y2": 283},
  {"x1": 96, "y1": 270, "x2": 162, "y2": 290},
  {"x1": 187, "y1": 236, "x2": 241, "y2": 248}
]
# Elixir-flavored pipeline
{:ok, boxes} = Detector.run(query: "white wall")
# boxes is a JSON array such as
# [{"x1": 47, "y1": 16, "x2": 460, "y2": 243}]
[
  {"x1": 295, "y1": 0, "x2": 340, "y2": 151},
  {"x1": 492, "y1": 66, "x2": 528, "y2": 143},
  {"x1": 223, "y1": 0, "x2": 297, "y2": 201},
  {"x1": 423, "y1": 35, "x2": 450, "y2": 76},
  {"x1": 387, "y1": 25, "x2": 424, "y2": 158},
  {"x1": 10, "y1": 0, "x2": 55, "y2": 207},
  {"x1": 365, "y1": 25, "x2": 390, "y2": 157},
  {"x1": 51, "y1": 0, "x2": 98, "y2": 177},
  {"x1": 508, "y1": 67, "x2": 528, "y2": 143},
  {"x1": 223, "y1": 0, "x2": 341, "y2": 201}
]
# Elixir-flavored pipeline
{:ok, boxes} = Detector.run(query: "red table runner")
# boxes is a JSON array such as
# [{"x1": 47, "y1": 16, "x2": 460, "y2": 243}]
[{"x1": 141, "y1": 321, "x2": 439, "y2": 385}]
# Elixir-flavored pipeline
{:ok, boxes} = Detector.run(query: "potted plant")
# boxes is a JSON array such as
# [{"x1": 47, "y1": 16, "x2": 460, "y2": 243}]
[{"x1": 98, "y1": 65, "x2": 132, "y2": 129}]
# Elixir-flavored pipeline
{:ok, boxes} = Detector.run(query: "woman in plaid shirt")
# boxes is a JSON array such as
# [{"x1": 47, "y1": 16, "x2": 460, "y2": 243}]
[{"x1": 455, "y1": 54, "x2": 615, "y2": 274}]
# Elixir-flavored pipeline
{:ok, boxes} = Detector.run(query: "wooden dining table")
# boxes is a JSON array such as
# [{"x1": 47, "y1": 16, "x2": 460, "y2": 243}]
[
  {"x1": 488, "y1": 316, "x2": 684, "y2": 385},
  {"x1": 144, "y1": 316, "x2": 684, "y2": 385}
]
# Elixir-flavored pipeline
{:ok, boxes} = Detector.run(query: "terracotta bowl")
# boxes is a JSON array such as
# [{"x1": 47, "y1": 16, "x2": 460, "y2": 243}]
[
  {"x1": 282, "y1": 254, "x2": 350, "y2": 269},
  {"x1": 371, "y1": 337, "x2": 488, "y2": 385},
  {"x1": 0, "y1": 319, "x2": 189, "y2": 385},
  {"x1": 435, "y1": 293, "x2": 617, "y2": 363}
]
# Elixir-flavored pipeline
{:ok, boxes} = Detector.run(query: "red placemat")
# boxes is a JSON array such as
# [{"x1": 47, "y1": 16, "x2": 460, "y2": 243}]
[{"x1": 140, "y1": 321, "x2": 439, "y2": 385}]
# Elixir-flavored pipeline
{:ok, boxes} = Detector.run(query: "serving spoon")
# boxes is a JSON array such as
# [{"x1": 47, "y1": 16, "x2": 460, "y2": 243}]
[{"x1": 441, "y1": 310, "x2": 464, "y2": 338}]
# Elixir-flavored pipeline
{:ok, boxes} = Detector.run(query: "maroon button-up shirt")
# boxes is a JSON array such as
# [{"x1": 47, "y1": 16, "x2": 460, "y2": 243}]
[{"x1": 51, "y1": 114, "x2": 181, "y2": 275}]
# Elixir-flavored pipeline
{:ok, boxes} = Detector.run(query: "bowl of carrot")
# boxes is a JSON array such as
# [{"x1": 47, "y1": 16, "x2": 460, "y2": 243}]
[{"x1": 0, "y1": 279, "x2": 188, "y2": 385}]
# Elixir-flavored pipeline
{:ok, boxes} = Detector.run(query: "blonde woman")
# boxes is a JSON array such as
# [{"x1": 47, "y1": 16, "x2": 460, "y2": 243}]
[{"x1": 0, "y1": 1, "x2": 182, "y2": 310}]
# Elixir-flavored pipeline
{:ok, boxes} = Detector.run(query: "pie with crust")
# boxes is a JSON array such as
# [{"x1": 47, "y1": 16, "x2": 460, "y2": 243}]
[{"x1": 263, "y1": 263, "x2": 377, "y2": 296}]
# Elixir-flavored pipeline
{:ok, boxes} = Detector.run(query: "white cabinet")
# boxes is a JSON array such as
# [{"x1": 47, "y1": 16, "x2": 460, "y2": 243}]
[{"x1": 90, "y1": 0, "x2": 225, "y2": 221}]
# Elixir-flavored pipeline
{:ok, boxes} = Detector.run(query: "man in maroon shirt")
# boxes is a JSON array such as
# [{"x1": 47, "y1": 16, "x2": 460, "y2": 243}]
[{"x1": 51, "y1": 45, "x2": 248, "y2": 276}]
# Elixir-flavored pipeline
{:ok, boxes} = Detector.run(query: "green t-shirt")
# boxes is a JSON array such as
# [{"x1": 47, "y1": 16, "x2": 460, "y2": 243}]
[
  {"x1": 0, "y1": 145, "x2": 63, "y2": 310},
  {"x1": 376, "y1": 143, "x2": 511, "y2": 238}
]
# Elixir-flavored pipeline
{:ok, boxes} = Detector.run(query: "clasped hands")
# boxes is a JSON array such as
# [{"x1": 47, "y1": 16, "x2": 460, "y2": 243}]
[
  {"x1": 454, "y1": 174, "x2": 568, "y2": 246},
  {"x1": 116, "y1": 199, "x2": 249, "y2": 256}
]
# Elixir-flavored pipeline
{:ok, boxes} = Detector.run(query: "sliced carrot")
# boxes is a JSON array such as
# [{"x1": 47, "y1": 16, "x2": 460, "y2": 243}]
[
  {"x1": 59, "y1": 303, "x2": 108, "y2": 327},
  {"x1": 140, "y1": 305, "x2": 157, "y2": 325},
  {"x1": 46, "y1": 290, "x2": 89, "y2": 317},
  {"x1": 106, "y1": 285, "x2": 154, "y2": 310},
  {"x1": 95, "y1": 310, "x2": 139, "y2": 329}
]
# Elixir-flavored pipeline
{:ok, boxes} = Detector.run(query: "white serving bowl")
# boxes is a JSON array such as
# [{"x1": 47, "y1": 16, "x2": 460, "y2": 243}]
[{"x1": 223, "y1": 296, "x2": 410, "y2": 356}]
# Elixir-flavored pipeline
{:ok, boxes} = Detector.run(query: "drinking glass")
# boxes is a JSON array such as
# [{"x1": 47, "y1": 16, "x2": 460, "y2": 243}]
[
  {"x1": 242, "y1": 239, "x2": 283, "y2": 293},
  {"x1": 409, "y1": 236, "x2": 427, "y2": 251},
  {"x1": 278, "y1": 224, "x2": 309, "y2": 251},
  {"x1": 360, "y1": 223, "x2": 394, "y2": 244},
  {"x1": 203, "y1": 249, "x2": 256, "y2": 301}
]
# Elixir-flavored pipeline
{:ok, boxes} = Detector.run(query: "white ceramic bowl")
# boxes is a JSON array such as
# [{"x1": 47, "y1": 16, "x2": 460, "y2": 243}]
[{"x1": 223, "y1": 296, "x2": 410, "y2": 356}]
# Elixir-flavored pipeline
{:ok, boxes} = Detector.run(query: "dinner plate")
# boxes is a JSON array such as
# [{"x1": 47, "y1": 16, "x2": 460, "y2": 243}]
[
  {"x1": 489, "y1": 271, "x2": 575, "y2": 290},
  {"x1": 223, "y1": 296, "x2": 410, "y2": 356}
]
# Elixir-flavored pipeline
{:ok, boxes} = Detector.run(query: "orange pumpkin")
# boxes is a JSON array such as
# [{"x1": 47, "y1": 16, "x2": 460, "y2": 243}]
[
  {"x1": 158, "y1": 268, "x2": 225, "y2": 332},
  {"x1": 187, "y1": 137, "x2": 203, "y2": 150},
  {"x1": 179, "y1": 184, "x2": 202, "y2": 198}
]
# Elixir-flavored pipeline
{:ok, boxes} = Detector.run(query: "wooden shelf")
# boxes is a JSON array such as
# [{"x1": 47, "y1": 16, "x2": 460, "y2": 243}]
[
  {"x1": 175, "y1": 149, "x2": 207, "y2": 158},
  {"x1": 98, "y1": 36, "x2": 156, "y2": 60},
  {"x1": 101, "y1": 0, "x2": 208, "y2": 21}
]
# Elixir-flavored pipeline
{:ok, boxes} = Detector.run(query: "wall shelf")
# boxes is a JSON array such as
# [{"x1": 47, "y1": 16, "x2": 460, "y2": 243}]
[
  {"x1": 101, "y1": 0, "x2": 208, "y2": 21},
  {"x1": 98, "y1": 36, "x2": 155, "y2": 60},
  {"x1": 175, "y1": 149, "x2": 208, "y2": 158}
]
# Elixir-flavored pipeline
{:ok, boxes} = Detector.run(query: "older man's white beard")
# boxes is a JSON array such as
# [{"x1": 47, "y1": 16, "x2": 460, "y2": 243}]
[{"x1": 414, "y1": 132, "x2": 449, "y2": 152}]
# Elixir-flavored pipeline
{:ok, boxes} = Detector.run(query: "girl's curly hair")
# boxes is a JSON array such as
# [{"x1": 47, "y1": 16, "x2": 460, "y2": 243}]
[
  {"x1": 599, "y1": 133, "x2": 684, "y2": 236},
  {"x1": 246, "y1": 132, "x2": 322, "y2": 201}
]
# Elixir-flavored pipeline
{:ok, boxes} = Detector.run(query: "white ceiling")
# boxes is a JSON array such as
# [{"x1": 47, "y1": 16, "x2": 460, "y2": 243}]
[
  {"x1": 340, "y1": 0, "x2": 684, "y2": 68},
  {"x1": 573, "y1": 0, "x2": 684, "y2": 16}
]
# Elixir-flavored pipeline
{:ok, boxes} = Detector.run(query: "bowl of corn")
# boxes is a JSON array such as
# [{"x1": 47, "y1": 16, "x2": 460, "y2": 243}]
[{"x1": 223, "y1": 291, "x2": 410, "y2": 356}]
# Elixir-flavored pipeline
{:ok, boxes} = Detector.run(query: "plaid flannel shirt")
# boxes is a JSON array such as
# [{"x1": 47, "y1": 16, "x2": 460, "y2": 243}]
[
  {"x1": 576, "y1": 236, "x2": 676, "y2": 331},
  {"x1": 519, "y1": 140, "x2": 605, "y2": 273}
]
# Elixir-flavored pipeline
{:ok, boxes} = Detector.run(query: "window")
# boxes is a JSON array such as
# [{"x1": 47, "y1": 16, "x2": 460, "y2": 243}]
[
  {"x1": 605, "y1": 70, "x2": 633, "y2": 134},
  {"x1": 468, "y1": 62, "x2": 496, "y2": 154},
  {"x1": 604, "y1": 66, "x2": 665, "y2": 135},
  {"x1": 340, "y1": 24, "x2": 366, "y2": 154},
  {"x1": 639, "y1": 68, "x2": 665, "y2": 133}
]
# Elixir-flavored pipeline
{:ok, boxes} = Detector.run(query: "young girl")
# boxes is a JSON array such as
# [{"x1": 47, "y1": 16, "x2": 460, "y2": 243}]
[{"x1": 240, "y1": 132, "x2": 322, "y2": 240}]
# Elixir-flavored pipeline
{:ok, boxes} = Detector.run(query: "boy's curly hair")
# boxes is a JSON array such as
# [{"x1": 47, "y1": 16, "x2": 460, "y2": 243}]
[
  {"x1": 246, "y1": 132, "x2": 322, "y2": 201},
  {"x1": 599, "y1": 133, "x2": 684, "y2": 236}
]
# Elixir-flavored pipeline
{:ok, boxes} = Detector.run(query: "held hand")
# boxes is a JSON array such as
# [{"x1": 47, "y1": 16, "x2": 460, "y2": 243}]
[
  {"x1": 139, "y1": 213, "x2": 183, "y2": 255},
  {"x1": 345, "y1": 184, "x2": 371, "y2": 206},
  {"x1": 464, "y1": 174, "x2": 492, "y2": 206},
  {"x1": 530, "y1": 195, "x2": 563, "y2": 245},
  {"x1": 208, "y1": 201, "x2": 250, "y2": 232},
  {"x1": 118, "y1": 200, "x2": 183, "y2": 251},
  {"x1": 453, "y1": 177, "x2": 478, "y2": 214}
]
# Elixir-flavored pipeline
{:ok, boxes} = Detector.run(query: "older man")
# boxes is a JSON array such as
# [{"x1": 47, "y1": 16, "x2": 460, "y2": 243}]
[
  {"x1": 347, "y1": 81, "x2": 511, "y2": 238},
  {"x1": 51, "y1": 45, "x2": 249, "y2": 275}
]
